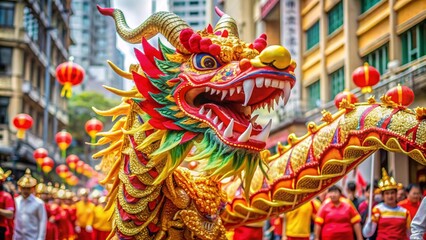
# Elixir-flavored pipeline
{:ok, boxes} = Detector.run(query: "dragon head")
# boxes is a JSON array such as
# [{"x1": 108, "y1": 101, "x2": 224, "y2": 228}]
[{"x1": 98, "y1": 7, "x2": 295, "y2": 185}]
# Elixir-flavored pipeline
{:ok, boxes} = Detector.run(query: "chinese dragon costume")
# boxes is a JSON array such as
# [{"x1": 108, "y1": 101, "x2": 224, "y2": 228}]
[{"x1": 94, "y1": 6, "x2": 426, "y2": 240}]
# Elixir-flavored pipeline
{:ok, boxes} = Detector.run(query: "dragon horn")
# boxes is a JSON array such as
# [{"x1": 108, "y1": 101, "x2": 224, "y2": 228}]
[
  {"x1": 97, "y1": 6, "x2": 191, "y2": 54},
  {"x1": 213, "y1": 7, "x2": 239, "y2": 38}
]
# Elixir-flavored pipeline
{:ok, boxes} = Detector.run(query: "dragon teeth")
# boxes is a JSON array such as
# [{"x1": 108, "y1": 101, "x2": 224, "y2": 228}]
[
  {"x1": 237, "y1": 123, "x2": 252, "y2": 142},
  {"x1": 199, "y1": 106, "x2": 205, "y2": 115},
  {"x1": 253, "y1": 119, "x2": 272, "y2": 142},
  {"x1": 243, "y1": 79, "x2": 254, "y2": 106},
  {"x1": 229, "y1": 88, "x2": 235, "y2": 96},
  {"x1": 206, "y1": 109, "x2": 212, "y2": 119},
  {"x1": 283, "y1": 81, "x2": 291, "y2": 105},
  {"x1": 264, "y1": 78, "x2": 272, "y2": 87},
  {"x1": 255, "y1": 77, "x2": 264, "y2": 88},
  {"x1": 236, "y1": 86, "x2": 242, "y2": 94},
  {"x1": 213, "y1": 116, "x2": 218, "y2": 124},
  {"x1": 210, "y1": 88, "x2": 216, "y2": 95},
  {"x1": 221, "y1": 90, "x2": 228, "y2": 101},
  {"x1": 205, "y1": 87, "x2": 210, "y2": 92},
  {"x1": 223, "y1": 119, "x2": 234, "y2": 138},
  {"x1": 218, "y1": 122, "x2": 224, "y2": 130}
]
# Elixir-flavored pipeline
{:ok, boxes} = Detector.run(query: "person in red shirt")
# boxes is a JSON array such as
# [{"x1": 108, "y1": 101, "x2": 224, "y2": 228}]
[
  {"x1": 0, "y1": 168, "x2": 14, "y2": 239},
  {"x1": 314, "y1": 185, "x2": 363, "y2": 240},
  {"x1": 363, "y1": 168, "x2": 411, "y2": 240},
  {"x1": 398, "y1": 184, "x2": 422, "y2": 218}
]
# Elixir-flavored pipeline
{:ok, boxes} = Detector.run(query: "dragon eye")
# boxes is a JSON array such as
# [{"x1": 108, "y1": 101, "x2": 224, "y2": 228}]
[{"x1": 193, "y1": 53, "x2": 221, "y2": 70}]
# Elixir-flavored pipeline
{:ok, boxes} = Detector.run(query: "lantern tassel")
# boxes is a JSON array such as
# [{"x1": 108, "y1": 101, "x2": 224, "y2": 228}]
[
  {"x1": 361, "y1": 86, "x2": 373, "y2": 93},
  {"x1": 16, "y1": 129, "x2": 25, "y2": 139},
  {"x1": 61, "y1": 82, "x2": 73, "y2": 98},
  {"x1": 61, "y1": 149, "x2": 66, "y2": 159}
]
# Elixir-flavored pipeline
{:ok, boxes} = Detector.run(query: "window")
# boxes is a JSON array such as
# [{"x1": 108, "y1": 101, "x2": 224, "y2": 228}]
[
  {"x1": 364, "y1": 44, "x2": 388, "y2": 74},
  {"x1": 173, "y1": 1, "x2": 185, "y2": 7},
  {"x1": 360, "y1": 0, "x2": 381, "y2": 14},
  {"x1": 401, "y1": 21, "x2": 426, "y2": 65},
  {"x1": 24, "y1": 7, "x2": 39, "y2": 42},
  {"x1": 329, "y1": 68, "x2": 345, "y2": 100},
  {"x1": 0, "y1": 97, "x2": 10, "y2": 124},
  {"x1": 308, "y1": 80, "x2": 321, "y2": 110},
  {"x1": 306, "y1": 21, "x2": 319, "y2": 50},
  {"x1": 328, "y1": 1, "x2": 343, "y2": 35},
  {"x1": 83, "y1": 2, "x2": 90, "y2": 12},
  {"x1": 0, "y1": 2, "x2": 15, "y2": 27},
  {"x1": 0, "y1": 47, "x2": 12, "y2": 75},
  {"x1": 189, "y1": 11, "x2": 198, "y2": 16},
  {"x1": 189, "y1": 1, "x2": 199, "y2": 6}
]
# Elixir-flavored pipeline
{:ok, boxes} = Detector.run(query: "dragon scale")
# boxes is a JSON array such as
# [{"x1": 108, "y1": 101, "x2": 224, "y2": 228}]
[{"x1": 94, "y1": 5, "x2": 426, "y2": 240}]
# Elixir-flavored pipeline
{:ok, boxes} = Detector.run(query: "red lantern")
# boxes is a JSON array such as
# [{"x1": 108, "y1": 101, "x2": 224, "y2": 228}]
[
  {"x1": 76, "y1": 161, "x2": 85, "y2": 174},
  {"x1": 67, "y1": 175, "x2": 79, "y2": 186},
  {"x1": 13, "y1": 114, "x2": 33, "y2": 139},
  {"x1": 83, "y1": 164, "x2": 93, "y2": 177},
  {"x1": 41, "y1": 157, "x2": 55, "y2": 174},
  {"x1": 385, "y1": 84, "x2": 414, "y2": 107},
  {"x1": 66, "y1": 155, "x2": 80, "y2": 170},
  {"x1": 33, "y1": 148, "x2": 48, "y2": 166},
  {"x1": 55, "y1": 59, "x2": 85, "y2": 98},
  {"x1": 55, "y1": 130, "x2": 72, "y2": 158},
  {"x1": 334, "y1": 89, "x2": 359, "y2": 109},
  {"x1": 85, "y1": 118, "x2": 103, "y2": 143},
  {"x1": 352, "y1": 62, "x2": 380, "y2": 93},
  {"x1": 56, "y1": 164, "x2": 69, "y2": 179}
]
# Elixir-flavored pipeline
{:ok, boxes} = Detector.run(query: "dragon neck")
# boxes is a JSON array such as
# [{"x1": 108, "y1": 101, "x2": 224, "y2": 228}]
[{"x1": 221, "y1": 102, "x2": 426, "y2": 227}]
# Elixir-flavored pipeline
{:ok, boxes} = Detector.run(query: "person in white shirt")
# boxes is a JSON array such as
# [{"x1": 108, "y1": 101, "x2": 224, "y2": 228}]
[
  {"x1": 13, "y1": 169, "x2": 47, "y2": 240},
  {"x1": 411, "y1": 197, "x2": 426, "y2": 240}
]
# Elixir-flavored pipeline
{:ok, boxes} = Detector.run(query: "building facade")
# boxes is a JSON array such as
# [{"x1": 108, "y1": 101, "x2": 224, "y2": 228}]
[
  {"x1": 0, "y1": 0, "x2": 71, "y2": 174},
  {"x1": 69, "y1": 0, "x2": 125, "y2": 96},
  {"x1": 169, "y1": 0, "x2": 207, "y2": 30}
]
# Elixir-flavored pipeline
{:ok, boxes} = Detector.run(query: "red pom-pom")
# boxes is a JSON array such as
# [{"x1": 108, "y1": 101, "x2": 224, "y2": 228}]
[
  {"x1": 259, "y1": 33, "x2": 267, "y2": 40},
  {"x1": 254, "y1": 38, "x2": 267, "y2": 52},
  {"x1": 189, "y1": 34, "x2": 201, "y2": 52},
  {"x1": 180, "y1": 28, "x2": 194, "y2": 41},
  {"x1": 200, "y1": 38, "x2": 212, "y2": 52},
  {"x1": 209, "y1": 44, "x2": 221, "y2": 56}
]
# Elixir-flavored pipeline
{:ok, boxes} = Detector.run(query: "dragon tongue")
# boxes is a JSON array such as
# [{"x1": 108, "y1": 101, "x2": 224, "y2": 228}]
[{"x1": 243, "y1": 79, "x2": 254, "y2": 106}]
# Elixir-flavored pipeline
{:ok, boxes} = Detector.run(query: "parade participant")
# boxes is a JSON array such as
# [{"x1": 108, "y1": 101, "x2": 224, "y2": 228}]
[
  {"x1": 93, "y1": 196, "x2": 113, "y2": 240},
  {"x1": 75, "y1": 188, "x2": 95, "y2": 240},
  {"x1": 411, "y1": 197, "x2": 426, "y2": 240},
  {"x1": 90, "y1": 190, "x2": 101, "y2": 207},
  {"x1": 36, "y1": 182, "x2": 60, "y2": 240},
  {"x1": 347, "y1": 181, "x2": 362, "y2": 209},
  {"x1": 64, "y1": 189, "x2": 77, "y2": 239},
  {"x1": 0, "y1": 167, "x2": 14, "y2": 239},
  {"x1": 363, "y1": 168, "x2": 411, "y2": 240},
  {"x1": 314, "y1": 185, "x2": 363, "y2": 240},
  {"x1": 56, "y1": 186, "x2": 75, "y2": 240},
  {"x1": 13, "y1": 169, "x2": 47, "y2": 240},
  {"x1": 399, "y1": 184, "x2": 422, "y2": 219},
  {"x1": 282, "y1": 199, "x2": 320, "y2": 240}
]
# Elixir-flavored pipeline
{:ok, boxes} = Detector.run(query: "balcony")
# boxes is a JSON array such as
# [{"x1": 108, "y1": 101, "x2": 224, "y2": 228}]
[{"x1": 305, "y1": 58, "x2": 426, "y2": 122}]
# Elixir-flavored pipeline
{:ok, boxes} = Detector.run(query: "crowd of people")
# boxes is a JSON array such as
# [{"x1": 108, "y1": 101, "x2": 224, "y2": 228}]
[
  {"x1": 233, "y1": 168, "x2": 426, "y2": 240},
  {"x1": 0, "y1": 167, "x2": 113, "y2": 240}
]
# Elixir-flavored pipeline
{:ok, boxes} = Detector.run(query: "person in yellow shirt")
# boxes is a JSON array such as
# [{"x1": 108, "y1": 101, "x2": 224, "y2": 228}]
[
  {"x1": 283, "y1": 199, "x2": 320, "y2": 240},
  {"x1": 93, "y1": 196, "x2": 114, "y2": 240},
  {"x1": 75, "y1": 188, "x2": 95, "y2": 240}
]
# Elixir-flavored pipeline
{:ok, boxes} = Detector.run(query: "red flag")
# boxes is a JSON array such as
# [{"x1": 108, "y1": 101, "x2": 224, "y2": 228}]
[{"x1": 356, "y1": 170, "x2": 367, "y2": 196}]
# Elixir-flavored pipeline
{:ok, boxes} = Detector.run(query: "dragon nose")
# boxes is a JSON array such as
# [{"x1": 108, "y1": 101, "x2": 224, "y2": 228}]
[{"x1": 250, "y1": 45, "x2": 293, "y2": 70}]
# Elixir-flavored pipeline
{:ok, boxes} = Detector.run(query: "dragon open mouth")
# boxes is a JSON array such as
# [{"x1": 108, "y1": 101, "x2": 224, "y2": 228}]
[{"x1": 177, "y1": 72, "x2": 295, "y2": 150}]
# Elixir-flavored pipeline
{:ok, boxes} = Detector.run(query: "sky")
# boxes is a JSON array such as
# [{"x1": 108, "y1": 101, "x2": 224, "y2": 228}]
[{"x1": 113, "y1": 0, "x2": 169, "y2": 90}]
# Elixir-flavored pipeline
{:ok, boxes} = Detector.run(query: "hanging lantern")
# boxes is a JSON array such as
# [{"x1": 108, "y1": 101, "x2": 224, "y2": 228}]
[
  {"x1": 85, "y1": 118, "x2": 104, "y2": 144},
  {"x1": 352, "y1": 62, "x2": 380, "y2": 93},
  {"x1": 385, "y1": 84, "x2": 415, "y2": 107},
  {"x1": 12, "y1": 114, "x2": 33, "y2": 139},
  {"x1": 33, "y1": 148, "x2": 48, "y2": 166},
  {"x1": 55, "y1": 130, "x2": 72, "y2": 158},
  {"x1": 66, "y1": 155, "x2": 80, "y2": 170},
  {"x1": 56, "y1": 164, "x2": 69, "y2": 179},
  {"x1": 55, "y1": 58, "x2": 85, "y2": 98},
  {"x1": 41, "y1": 157, "x2": 55, "y2": 174},
  {"x1": 76, "y1": 161, "x2": 85, "y2": 174},
  {"x1": 83, "y1": 164, "x2": 93, "y2": 177},
  {"x1": 334, "y1": 89, "x2": 359, "y2": 109},
  {"x1": 67, "y1": 175, "x2": 79, "y2": 186}
]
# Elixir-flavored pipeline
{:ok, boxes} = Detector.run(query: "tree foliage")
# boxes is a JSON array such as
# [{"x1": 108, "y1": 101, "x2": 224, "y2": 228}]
[{"x1": 67, "y1": 91, "x2": 120, "y2": 154}]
